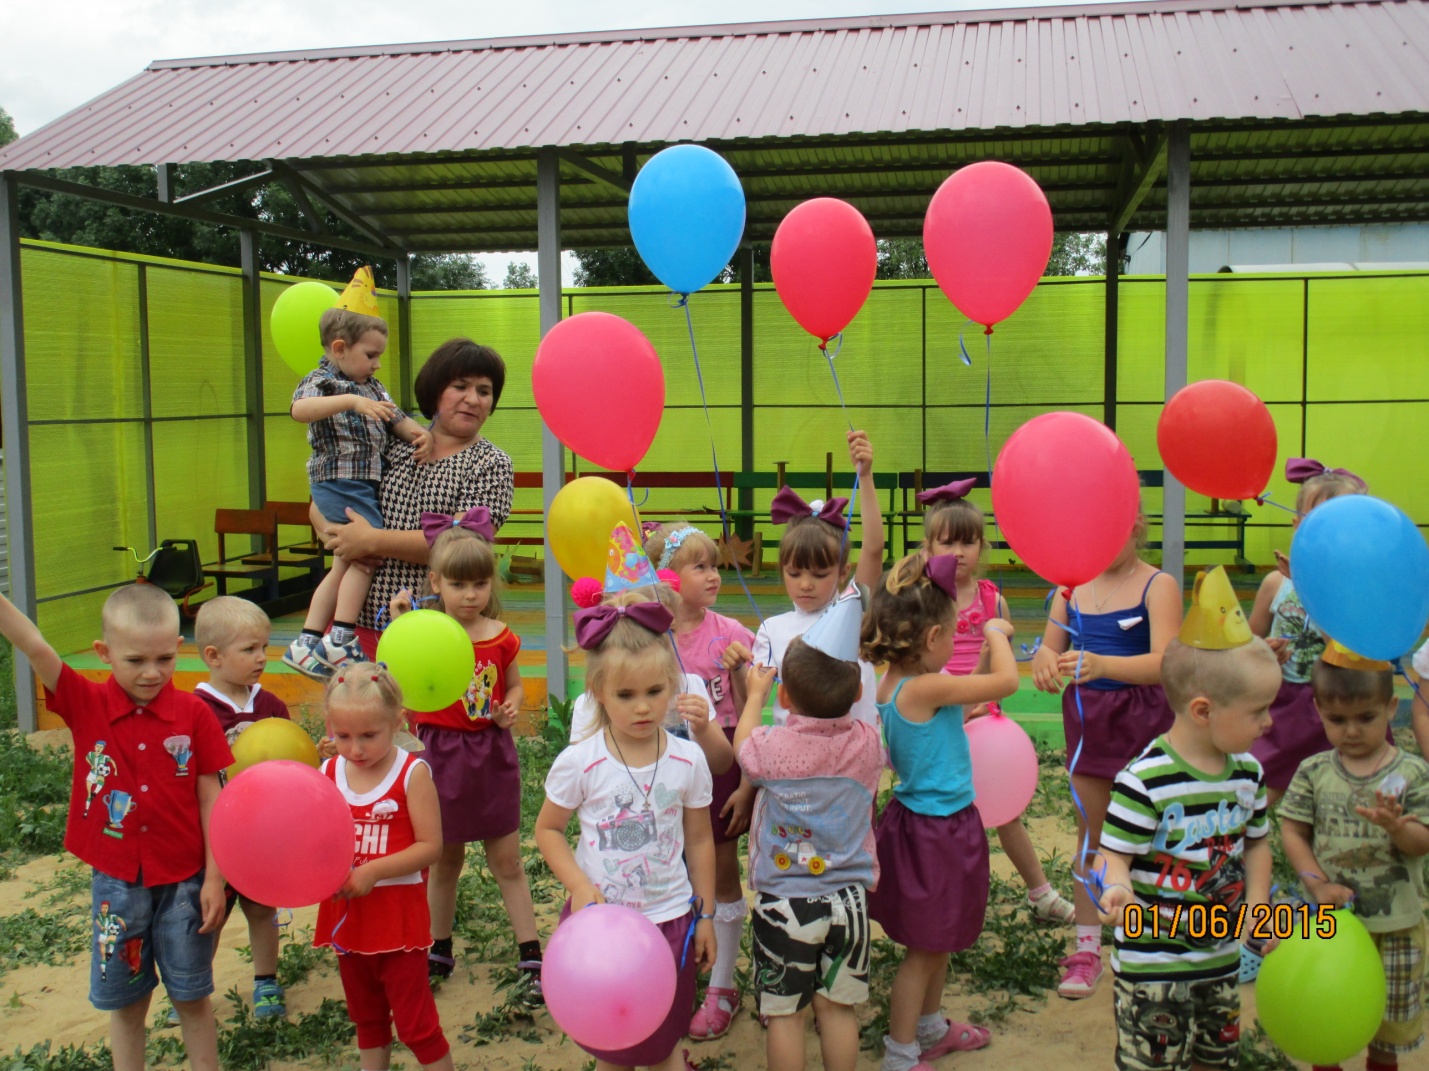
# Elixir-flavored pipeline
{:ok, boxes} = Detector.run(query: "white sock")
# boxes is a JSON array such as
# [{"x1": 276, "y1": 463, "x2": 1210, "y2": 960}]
[
  {"x1": 710, "y1": 899, "x2": 746, "y2": 992},
  {"x1": 1076, "y1": 924, "x2": 1101, "y2": 954},
  {"x1": 882, "y1": 1036, "x2": 921, "y2": 1071},
  {"x1": 916, "y1": 1013, "x2": 949, "y2": 1047}
]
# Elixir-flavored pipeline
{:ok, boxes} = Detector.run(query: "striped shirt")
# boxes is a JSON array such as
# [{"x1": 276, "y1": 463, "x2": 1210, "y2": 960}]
[
  {"x1": 1101, "y1": 737, "x2": 1268, "y2": 981},
  {"x1": 293, "y1": 357, "x2": 409, "y2": 483}
]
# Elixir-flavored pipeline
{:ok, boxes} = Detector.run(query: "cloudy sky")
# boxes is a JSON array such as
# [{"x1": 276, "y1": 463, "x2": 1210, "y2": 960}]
[{"x1": 2, "y1": 0, "x2": 1084, "y2": 279}]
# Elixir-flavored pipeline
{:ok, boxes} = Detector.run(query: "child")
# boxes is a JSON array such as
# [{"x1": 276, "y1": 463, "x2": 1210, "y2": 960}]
[
  {"x1": 1097, "y1": 567, "x2": 1280, "y2": 1071},
  {"x1": 1249, "y1": 458, "x2": 1369, "y2": 806},
  {"x1": 192, "y1": 596, "x2": 292, "y2": 1019},
  {"x1": 386, "y1": 508, "x2": 543, "y2": 1000},
  {"x1": 753, "y1": 429, "x2": 885, "y2": 727},
  {"x1": 1279, "y1": 641, "x2": 1429, "y2": 1071},
  {"x1": 314, "y1": 664, "x2": 453, "y2": 1071},
  {"x1": 643, "y1": 521, "x2": 754, "y2": 1040},
  {"x1": 736, "y1": 591, "x2": 885, "y2": 1071},
  {"x1": 0, "y1": 584, "x2": 231, "y2": 1071},
  {"x1": 919, "y1": 479, "x2": 1074, "y2": 927},
  {"x1": 860, "y1": 551, "x2": 1019, "y2": 1071},
  {"x1": 284, "y1": 266, "x2": 432, "y2": 680},
  {"x1": 1031, "y1": 517, "x2": 1182, "y2": 998},
  {"x1": 535, "y1": 527, "x2": 716, "y2": 1071}
]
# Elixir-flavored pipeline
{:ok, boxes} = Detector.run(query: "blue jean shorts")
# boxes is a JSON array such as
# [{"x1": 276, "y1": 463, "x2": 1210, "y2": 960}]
[
  {"x1": 310, "y1": 478, "x2": 384, "y2": 528},
  {"x1": 90, "y1": 869, "x2": 213, "y2": 1010}
]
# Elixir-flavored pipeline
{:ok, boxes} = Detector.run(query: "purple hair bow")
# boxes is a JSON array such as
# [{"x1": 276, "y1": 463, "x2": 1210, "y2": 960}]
[
  {"x1": 916, "y1": 478, "x2": 977, "y2": 506},
  {"x1": 923, "y1": 554, "x2": 960, "y2": 598},
  {"x1": 420, "y1": 507, "x2": 495, "y2": 546},
  {"x1": 1284, "y1": 458, "x2": 1362, "y2": 486},
  {"x1": 770, "y1": 485, "x2": 849, "y2": 527},
  {"x1": 573, "y1": 601, "x2": 675, "y2": 650}
]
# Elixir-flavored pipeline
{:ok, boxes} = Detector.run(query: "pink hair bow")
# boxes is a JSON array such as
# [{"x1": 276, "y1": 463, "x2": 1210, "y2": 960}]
[
  {"x1": 420, "y1": 507, "x2": 495, "y2": 546},
  {"x1": 1284, "y1": 458, "x2": 1362, "y2": 486},
  {"x1": 573, "y1": 602, "x2": 675, "y2": 650},
  {"x1": 770, "y1": 485, "x2": 849, "y2": 527},
  {"x1": 923, "y1": 554, "x2": 960, "y2": 598},
  {"x1": 916, "y1": 478, "x2": 977, "y2": 506}
]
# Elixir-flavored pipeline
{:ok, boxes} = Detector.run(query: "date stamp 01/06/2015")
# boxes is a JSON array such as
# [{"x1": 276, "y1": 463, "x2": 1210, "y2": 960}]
[{"x1": 1121, "y1": 902, "x2": 1338, "y2": 942}]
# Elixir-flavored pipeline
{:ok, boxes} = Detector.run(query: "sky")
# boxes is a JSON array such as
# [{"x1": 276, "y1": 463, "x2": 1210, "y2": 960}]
[{"x1": 1, "y1": 0, "x2": 1086, "y2": 282}]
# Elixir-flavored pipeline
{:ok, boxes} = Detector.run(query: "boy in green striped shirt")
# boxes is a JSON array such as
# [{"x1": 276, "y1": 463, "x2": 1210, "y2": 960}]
[{"x1": 1097, "y1": 567, "x2": 1282, "y2": 1071}]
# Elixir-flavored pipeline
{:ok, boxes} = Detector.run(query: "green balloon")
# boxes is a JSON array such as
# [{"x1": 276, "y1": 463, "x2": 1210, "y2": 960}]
[
  {"x1": 375, "y1": 610, "x2": 476, "y2": 713},
  {"x1": 1256, "y1": 907, "x2": 1385, "y2": 1065},
  {"x1": 270, "y1": 281, "x2": 338, "y2": 375}
]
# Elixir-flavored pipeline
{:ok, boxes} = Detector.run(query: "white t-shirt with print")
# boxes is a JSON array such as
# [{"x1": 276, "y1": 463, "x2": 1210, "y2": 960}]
[
  {"x1": 544, "y1": 730, "x2": 713, "y2": 923},
  {"x1": 752, "y1": 608, "x2": 880, "y2": 728},
  {"x1": 569, "y1": 673, "x2": 714, "y2": 743}
]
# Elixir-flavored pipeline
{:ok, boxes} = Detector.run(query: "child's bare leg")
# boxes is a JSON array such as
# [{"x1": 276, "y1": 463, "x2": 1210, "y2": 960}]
[
  {"x1": 714, "y1": 838, "x2": 744, "y2": 902},
  {"x1": 421, "y1": 1053, "x2": 454, "y2": 1071},
  {"x1": 766, "y1": 1009, "x2": 808, "y2": 1071},
  {"x1": 887, "y1": 947, "x2": 945, "y2": 1046},
  {"x1": 595, "y1": 1061, "x2": 635, "y2": 1071},
  {"x1": 358, "y1": 1043, "x2": 393, "y2": 1071},
  {"x1": 302, "y1": 556, "x2": 346, "y2": 633},
  {"x1": 996, "y1": 818, "x2": 1049, "y2": 890},
  {"x1": 484, "y1": 832, "x2": 539, "y2": 944},
  {"x1": 109, "y1": 996, "x2": 151, "y2": 1071},
  {"x1": 242, "y1": 898, "x2": 280, "y2": 977},
  {"x1": 919, "y1": 952, "x2": 950, "y2": 1017},
  {"x1": 174, "y1": 995, "x2": 219, "y2": 1071},
  {"x1": 334, "y1": 558, "x2": 375, "y2": 627},
  {"x1": 427, "y1": 842, "x2": 466, "y2": 941},
  {"x1": 814, "y1": 995, "x2": 859, "y2": 1071},
  {"x1": 1070, "y1": 773, "x2": 1113, "y2": 928}
]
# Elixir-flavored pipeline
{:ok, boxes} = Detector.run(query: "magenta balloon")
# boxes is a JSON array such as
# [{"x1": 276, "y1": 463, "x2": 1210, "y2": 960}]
[
  {"x1": 211, "y1": 760, "x2": 353, "y2": 907},
  {"x1": 770, "y1": 198, "x2": 878, "y2": 341},
  {"x1": 924, "y1": 161, "x2": 1053, "y2": 328},
  {"x1": 543, "y1": 903, "x2": 677, "y2": 1050},
  {"x1": 532, "y1": 312, "x2": 665, "y2": 473},
  {"x1": 992, "y1": 411, "x2": 1141, "y2": 588},
  {"x1": 966, "y1": 714, "x2": 1039, "y2": 828}
]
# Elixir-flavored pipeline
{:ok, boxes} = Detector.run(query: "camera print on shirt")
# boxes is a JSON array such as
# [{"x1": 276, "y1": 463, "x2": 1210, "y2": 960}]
[{"x1": 595, "y1": 783, "x2": 684, "y2": 905}]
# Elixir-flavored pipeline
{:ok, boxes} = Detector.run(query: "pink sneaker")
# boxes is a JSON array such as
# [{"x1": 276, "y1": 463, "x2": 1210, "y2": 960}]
[
  {"x1": 1057, "y1": 951, "x2": 1104, "y2": 999},
  {"x1": 688, "y1": 986, "x2": 739, "y2": 1041}
]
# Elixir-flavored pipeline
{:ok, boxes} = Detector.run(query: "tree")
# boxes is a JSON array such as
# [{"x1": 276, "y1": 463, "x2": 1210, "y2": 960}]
[
  {"x1": 1045, "y1": 232, "x2": 1107, "y2": 277},
  {"x1": 571, "y1": 247, "x2": 660, "y2": 287},
  {"x1": 876, "y1": 238, "x2": 929, "y2": 279},
  {"x1": 411, "y1": 254, "x2": 489, "y2": 291},
  {"x1": 503, "y1": 260, "x2": 537, "y2": 289},
  {"x1": 0, "y1": 107, "x2": 16, "y2": 147}
]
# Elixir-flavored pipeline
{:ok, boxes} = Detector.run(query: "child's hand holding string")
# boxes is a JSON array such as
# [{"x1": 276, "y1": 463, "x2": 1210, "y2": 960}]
[
  {"x1": 1031, "y1": 642, "x2": 1063, "y2": 694},
  {"x1": 570, "y1": 882, "x2": 606, "y2": 913},
  {"x1": 676, "y1": 693, "x2": 713, "y2": 737},
  {"x1": 746, "y1": 663, "x2": 778, "y2": 703},
  {"x1": 390, "y1": 588, "x2": 415, "y2": 618},
  {"x1": 847, "y1": 429, "x2": 873, "y2": 478},
  {"x1": 340, "y1": 863, "x2": 380, "y2": 899},
  {"x1": 719, "y1": 641, "x2": 752, "y2": 673},
  {"x1": 1095, "y1": 881, "x2": 1135, "y2": 926},
  {"x1": 693, "y1": 916, "x2": 716, "y2": 973},
  {"x1": 1266, "y1": 636, "x2": 1292, "y2": 665},
  {"x1": 1059, "y1": 649, "x2": 1108, "y2": 685}
]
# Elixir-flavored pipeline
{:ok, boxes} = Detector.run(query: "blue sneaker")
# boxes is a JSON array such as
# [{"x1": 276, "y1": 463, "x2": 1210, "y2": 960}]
[
  {"x1": 318, "y1": 633, "x2": 367, "y2": 672},
  {"x1": 253, "y1": 979, "x2": 287, "y2": 1019},
  {"x1": 282, "y1": 637, "x2": 334, "y2": 681}
]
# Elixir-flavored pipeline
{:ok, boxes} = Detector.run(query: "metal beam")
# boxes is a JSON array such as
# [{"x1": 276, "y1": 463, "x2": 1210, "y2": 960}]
[
  {"x1": 1163, "y1": 122, "x2": 1191, "y2": 591},
  {"x1": 396, "y1": 255, "x2": 414, "y2": 413},
  {"x1": 554, "y1": 149, "x2": 633, "y2": 194},
  {"x1": 1103, "y1": 231, "x2": 1124, "y2": 431},
  {"x1": 536, "y1": 149, "x2": 568, "y2": 704},
  {"x1": 1109, "y1": 130, "x2": 1168, "y2": 235},
  {"x1": 0, "y1": 173, "x2": 37, "y2": 732},
  {"x1": 739, "y1": 247, "x2": 754, "y2": 540},
  {"x1": 239, "y1": 230, "x2": 267, "y2": 510},
  {"x1": 155, "y1": 162, "x2": 177, "y2": 203},
  {"x1": 273, "y1": 161, "x2": 403, "y2": 250},
  {"x1": 174, "y1": 167, "x2": 274, "y2": 206},
  {"x1": 278, "y1": 170, "x2": 322, "y2": 233}
]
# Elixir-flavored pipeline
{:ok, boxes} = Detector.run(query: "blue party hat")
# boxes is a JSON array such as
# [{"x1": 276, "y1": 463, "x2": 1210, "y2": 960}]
[
  {"x1": 604, "y1": 523, "x2": 661, "y2": 593},
  {"x1": 802, "y1": 585, "x2": 864, "y2": 663}
]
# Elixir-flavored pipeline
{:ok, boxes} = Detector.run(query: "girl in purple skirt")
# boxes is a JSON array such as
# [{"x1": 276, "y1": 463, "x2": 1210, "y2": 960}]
[
  {"x1": 1030, "y1": 517, "x2": 1182, "y2": 1000},
  {"x1": 860, "y1": 551, "x2": 1019, "y2": 1071},
  {"x1": 1248, "y1": 459, "x2": 1368, "y2": 807}
]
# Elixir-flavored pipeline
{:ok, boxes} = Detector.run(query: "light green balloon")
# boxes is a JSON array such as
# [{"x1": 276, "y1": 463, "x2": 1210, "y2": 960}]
[
  {"x1": 375, "y1": 610, "x2": 476, "y2": 713},
  {"x1": 1257, "y1": 907, "x2": 1385, "y2": 1065},
  {"x1": 270, "y1": 281, "x2": 338, "y2": 375}
]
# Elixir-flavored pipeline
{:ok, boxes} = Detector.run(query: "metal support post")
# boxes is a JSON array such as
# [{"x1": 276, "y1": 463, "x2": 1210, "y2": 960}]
[
  {"x1": 739, "y1": 247, "x2": 755, "y2": 538},
  {"x1": 1163, "y1": 122, "x2": 1191, "y2": 589},
  {"x1": 537, "y1": 151, "x2": 569, "y2": 702},
  {"x1": 239, "y1": 230, "x2": 267, "y2": 510}
]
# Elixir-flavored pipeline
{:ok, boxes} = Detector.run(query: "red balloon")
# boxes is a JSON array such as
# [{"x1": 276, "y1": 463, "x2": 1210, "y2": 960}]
[
  {"x1": 532, "y1": 312, "x2": 665, "y2": 473},
  {"x1": 1157, "y1": 380, "x2": 1277, "y2": 500},
  {"x1": 992, "y1": 412, "x2": 1140, "y2": 588},
  {"x1": 211, "y1": 760, "x2": 353, "y2": 907},
  {"x1": 924, "y1": 162, "x2": 1053, "y2": 328},
  {"x1": 770, "y1": 198, "x2": 877, "y2": 342}
]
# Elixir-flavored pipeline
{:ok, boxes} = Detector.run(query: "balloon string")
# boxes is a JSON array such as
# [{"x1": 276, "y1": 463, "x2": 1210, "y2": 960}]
[
  {"x1": 1254, "y1": 492, "x2": 1301, "y2": 517},
  {"x1": 820, "y1": 338, "x2": 861, "y2": 562},
  {"x1": 624, "y1": 471, "x2": 690, "y2": 678},
  {"x1": 679, "y1": 895, "x2": 703, "y2": 971},
  {"x1": 373, "y1": 594, "x2": 439, "y2": 634},
  {"x1": 1054, "y1": 601, "x2": 1109, "y2": 908}
]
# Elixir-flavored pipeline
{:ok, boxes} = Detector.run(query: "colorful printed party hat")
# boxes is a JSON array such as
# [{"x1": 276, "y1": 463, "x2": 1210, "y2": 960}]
[
  {"x1": 1179, "y1": 566, "x2": 1253, "y2": 650},
  {"x1": 336, "y1": 266, "x2": 380, "y2": 316},
  {"x1": 802, "y1": 585, "x2": 864, "y2": 663},
  {"x1": 1321, "y1": 638, "x2": 1392, "y2": 673},
  {"x1": 604, "y1": 523, "x2": 661, "y2": 593}
]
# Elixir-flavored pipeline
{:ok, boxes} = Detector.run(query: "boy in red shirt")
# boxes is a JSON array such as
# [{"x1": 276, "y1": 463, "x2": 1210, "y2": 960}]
[{"x1": 0, "y1": 584, "x2": 231, "y2": 1071}]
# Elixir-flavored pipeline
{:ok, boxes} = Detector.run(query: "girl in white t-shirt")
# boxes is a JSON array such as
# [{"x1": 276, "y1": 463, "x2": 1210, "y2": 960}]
[{"x1": 536, "y1": 587, "x2": 717, "y2": 1071}]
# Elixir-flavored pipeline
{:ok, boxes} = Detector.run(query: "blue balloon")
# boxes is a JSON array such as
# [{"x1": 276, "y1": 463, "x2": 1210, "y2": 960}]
[
  {"x1": 1291, "y1": 494, "x2": 1429, "y2": 662},
  {"x1": 628, "y1": 145, "x2": 745, "y2": 295}
]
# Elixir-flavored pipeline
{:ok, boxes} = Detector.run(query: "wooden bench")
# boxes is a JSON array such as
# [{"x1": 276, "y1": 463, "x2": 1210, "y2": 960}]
[
  {"x1": 237, "y1": 500, "x2": 326, "y2": 579},
  {"x1": 203, "y1": 509, "x2": 282, "y2": 600}
]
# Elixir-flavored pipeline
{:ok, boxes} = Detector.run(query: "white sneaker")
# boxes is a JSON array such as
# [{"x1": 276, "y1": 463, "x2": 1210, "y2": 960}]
[
  {"x1": 282, "y1": 638, "x2": 334, "y2": 681},
  {"x1": 320, "y1": 633, "x2": 366, "y2": 671}
]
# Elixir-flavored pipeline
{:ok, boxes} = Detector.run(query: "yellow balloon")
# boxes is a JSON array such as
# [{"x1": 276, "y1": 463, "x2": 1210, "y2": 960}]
[
  {"x1": 229, "y1": 718, "x2": 321, "y2": 778},
  {"x1": 548, "y1": 477, "x2": 642, "y2": 580}
]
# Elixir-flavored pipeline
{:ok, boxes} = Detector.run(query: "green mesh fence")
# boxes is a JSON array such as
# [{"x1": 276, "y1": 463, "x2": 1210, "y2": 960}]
[{"x1": 14, "y1": 238, "x2": 1429, "y2": 653}]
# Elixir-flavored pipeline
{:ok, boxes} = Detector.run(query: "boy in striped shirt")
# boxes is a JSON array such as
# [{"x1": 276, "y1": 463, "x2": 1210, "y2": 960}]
[{"x1": 1097, "y1": 567, "x2": 1282, "y2": 1071}]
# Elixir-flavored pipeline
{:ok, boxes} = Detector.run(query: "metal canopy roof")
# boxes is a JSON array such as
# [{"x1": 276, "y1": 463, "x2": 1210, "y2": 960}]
[{"x1": 2, "y1": 0, "x2": 1427, "y2": 250}]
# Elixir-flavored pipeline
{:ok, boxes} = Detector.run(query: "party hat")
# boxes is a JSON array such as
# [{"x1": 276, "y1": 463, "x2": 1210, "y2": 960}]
[
  {"x1": 802, "y1": 585, "x2": 864, "y2": 663},
  {"x1": 604, "y1": 523, "x2": 660, "y2": 593},
  {"x1": 336, "y1": 266, "x2": 380, "y2": 317},
  {"x1": 1179, "y1": 566, "x2": 1253, "y2": 650},
  {"x1": 1321, "y1": 638, "x2": 1391, "y2": 673}
]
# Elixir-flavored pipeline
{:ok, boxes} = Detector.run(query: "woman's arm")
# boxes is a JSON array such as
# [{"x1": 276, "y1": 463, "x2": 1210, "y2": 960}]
[
  {"x1": 317, "y1": 510, "x2": 432, "y2": 567},
  {"x1": 849, "y1": 431, "x2": 886, "y2": 590},
  {"x1": 341, "y1": 763, "x2": 443, "y2": 897},
  {"x1": 1061, "y1": 570, "x2": 1182, "y2": 687},
  {"x1": 535, "y1": 799, "x2": 604, "y2": 910}
]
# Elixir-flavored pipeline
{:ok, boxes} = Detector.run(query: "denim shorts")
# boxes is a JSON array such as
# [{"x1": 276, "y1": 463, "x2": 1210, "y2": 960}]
[
  {"x1": 310, "y1": 478, "x2": 384, "y2": 528},
  {"x1": 90, "y1": 869, "x2": 213, "y2": 1010}
]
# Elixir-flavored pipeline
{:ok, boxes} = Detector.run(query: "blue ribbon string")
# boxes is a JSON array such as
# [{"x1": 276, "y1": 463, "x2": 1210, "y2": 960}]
[
  {"x1": 820, "y1": 336, "x2": 861, "y2": 560},
  {"x1": 679, "y1": 894, "x2": 704, "y2": 971},
  {"x1": 1254, "y1": 492, "x2": 1301, "y2": 518},
  {"x1": 373, "y1": 594, "x2": 440, "y2": 633},
  {"x1": 1048, "y1": 600, "x2": 1109, "y2": 906}
]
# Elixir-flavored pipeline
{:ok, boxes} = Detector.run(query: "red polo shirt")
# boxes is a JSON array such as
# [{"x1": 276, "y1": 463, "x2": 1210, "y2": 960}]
[{"x1": 46, "y1": 665, "x2": 233, "y2": 887}]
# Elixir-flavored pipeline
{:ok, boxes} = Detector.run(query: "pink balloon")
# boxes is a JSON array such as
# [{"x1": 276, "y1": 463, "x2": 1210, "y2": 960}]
[
  {"x1": 771, "y1": 198, "x2": 877, "y2": 342},
  {"x1": 924, "y1": 162, "x2": 1053, "y2": 328},
  {"x1": 543, "y1": 903, "x2": 677, "y2": 1051},
  {"x1": 211, "y1": 761, "x2": 353, "y2": 907},
  {"x1": 966, "y1": 714, "x2": 1039, "y2": 828},
  {"x1": 991, "y1": 412, "x2": 1141, "y2": 588},
  {"x1": 532, "y1": 312, "x2": 665, "y2": 473}
]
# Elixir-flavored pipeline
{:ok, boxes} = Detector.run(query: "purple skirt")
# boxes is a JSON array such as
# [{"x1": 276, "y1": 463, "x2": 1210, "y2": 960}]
[
  {"x1": 1250, "y1": 680, "x2": 1327, "y2": 790},
  {"x1": 1062, "y1": 683, "x2": 1175, "y2": 780},
  {"x1": 867, "y1": 798, "x2": 989, "y2": 953},
  {"x1": 558, "y1": 902, "x2": 699, "y2": 1066},
  {"x1": 416, "y1": 724, "x2": 521, "y2": 843},
  {"x1": 709, "y1": 725, "x2": 743, "y2": 845}
]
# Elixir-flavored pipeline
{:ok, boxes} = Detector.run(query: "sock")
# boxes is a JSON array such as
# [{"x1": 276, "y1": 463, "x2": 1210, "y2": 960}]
[
  {"x1": 916, "y1": 1013, "x2": 950, "y2": 1048},
  {"x1": 517, "y1": 940, "x2": 542, "y2": 964},
  {"x1": 882, "y1": 1036, "x2": 921, "y2": 1071},
  {"x1": 254, "y1": 973, "x2": 277, "y2": 984},
  {"x1": 1027, "y1": 882, "x2": 1053, "y2": 902},
  {"x1": 710, "y1": 899, "x2": 747, "y2": 991},
  {"x1": 1366, "y1": 1058, "x2": 1397, "y2": 1071},
  {"x1": 430, "y1": 936, "x2": 453, "y2": 960},
  {"x1": 1076, "y1": 925, "x2": 1101, "y2": 954},
  {"x1": 329, "y1": 622, "x2": 356, "y2": 645},
  {"x1": 298, "y1": 629, "x2": 322, "y2": 648}
]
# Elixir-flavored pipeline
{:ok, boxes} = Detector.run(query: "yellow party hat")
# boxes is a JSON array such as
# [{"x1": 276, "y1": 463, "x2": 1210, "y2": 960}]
[
  {"x1": 336, "y1": 266, "x2": 380, "y2": 317},
  {"x1": 1179, "y1": 566, "x2": 1253, "y2": 650},
  {"x1": 1321, "y1": 638, "x2": 1391, "y2": 673}
]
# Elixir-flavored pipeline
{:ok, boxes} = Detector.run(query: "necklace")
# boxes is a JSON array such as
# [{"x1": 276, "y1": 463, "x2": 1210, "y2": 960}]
[
  {"x1": 606, "y1": 728, "x2": 661, "y2": 813},
  {"x1": 1090, "y1": 559, "x2": 1138, "y2": 612}
]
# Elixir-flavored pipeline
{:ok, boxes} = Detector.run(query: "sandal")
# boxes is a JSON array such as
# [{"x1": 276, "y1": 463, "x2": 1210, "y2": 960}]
[
  {"x1": 920, "y1": 1019, "x2": 991, "y2": 1060},
  {"x1": 427, "y1": 951, "x2": 455, "y2": 980},
  {"x1": 516, "y1": 959, "x2": 545, "y2": 1007},
  {"x1": 688, "y1": 985, "x2": 739, "y2": 1040}
]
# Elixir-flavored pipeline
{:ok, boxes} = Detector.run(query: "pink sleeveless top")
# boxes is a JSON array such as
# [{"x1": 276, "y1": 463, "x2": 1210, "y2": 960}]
[{"x1": 942, "y1": 579, "x2": 1000, "y2": 676}]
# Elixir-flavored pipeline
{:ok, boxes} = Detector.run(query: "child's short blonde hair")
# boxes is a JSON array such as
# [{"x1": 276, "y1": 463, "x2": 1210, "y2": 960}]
[
  {"x1": 102, "y1": 584, "x2": 179, "y2": 639},
  {"x1": 642, "y1": 523, "x2": 719, "y2": 573},
  {"x1": 1161, "y1": 638, "x2": 1280, "y2": 712},
  {"x1": 426, "y1": 527, "x2": 501, "y2": 619},
  {"x1": 1295, "y1": 471, "x2": 1368, "y2": 515},
  {"x1": 580, "y1": 587, "x2": 683, "y2": 740},
  {"x1": 324, "y1": 662, "x2": 405, "y2": 727},
  {"x1": 195, "y1": 596, "x2": 272, "y2": 653},
  {"x1": 319, "y1": 307, "x2": 388, "y2": 349},
  {"x1": 860, "y1": 551, "x2": 954, "y2": 669}
]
